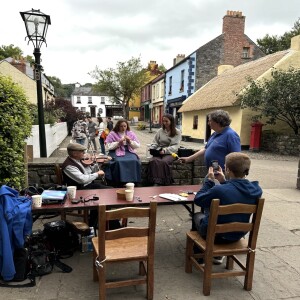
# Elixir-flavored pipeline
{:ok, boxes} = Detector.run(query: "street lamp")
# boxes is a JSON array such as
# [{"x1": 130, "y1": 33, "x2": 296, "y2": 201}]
[
  {"x1": 20, "y1": 9, "x2": 51, "y2": 157},
  {"x1": 149, "y1": 103, "x2": 153, "y2": 133}
]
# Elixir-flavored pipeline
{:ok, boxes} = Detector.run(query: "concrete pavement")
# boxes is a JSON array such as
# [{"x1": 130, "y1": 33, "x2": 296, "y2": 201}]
[{"x1": 3, "y1": 126, "x2": 300, "y2": 299}]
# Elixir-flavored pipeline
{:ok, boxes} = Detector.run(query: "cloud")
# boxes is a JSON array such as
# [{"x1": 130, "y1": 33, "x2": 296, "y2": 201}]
[{"x1": 1, "y1": 0, "x2": 299, "y2": 84}]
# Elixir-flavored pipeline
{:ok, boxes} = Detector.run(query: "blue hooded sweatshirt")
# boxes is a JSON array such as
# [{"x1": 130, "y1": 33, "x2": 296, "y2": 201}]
[
  {"x1": 194, "y1": 178, "x2": 262, "y2": 242},
  {"x1": 0, "y1": 185, "x2": 32, "y2": 281}
]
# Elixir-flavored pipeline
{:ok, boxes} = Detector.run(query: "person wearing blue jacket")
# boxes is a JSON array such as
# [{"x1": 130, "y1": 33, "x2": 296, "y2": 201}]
[
  {"x1": 0, "y1": 185, "x2": 32, "y2": 281},
  {"x1": 193, "y1": 152, "x2": 262, "y2": 265}
]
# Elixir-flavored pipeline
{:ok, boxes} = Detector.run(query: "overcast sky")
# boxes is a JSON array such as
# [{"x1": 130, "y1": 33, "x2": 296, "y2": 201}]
[{"x1": 1, "y1": 0, "x2": 299, "y2": 84}]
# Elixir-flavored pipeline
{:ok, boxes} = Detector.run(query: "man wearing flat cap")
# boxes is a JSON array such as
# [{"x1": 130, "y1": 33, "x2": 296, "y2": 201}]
[
  {"x1": 62, "y1": 143, "x2": 121, "y2": 229},
  {"x1": 61, "y1": 143, "x2": 109, "y2": 227},
  {"x1": 61, "y1": 143, "x2": 105, "y2": 189}
]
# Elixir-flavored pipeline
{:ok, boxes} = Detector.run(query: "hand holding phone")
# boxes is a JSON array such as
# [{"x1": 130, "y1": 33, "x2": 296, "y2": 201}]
[{"x1": 211, "y1": 160, "x2": 219, "y2": 175}]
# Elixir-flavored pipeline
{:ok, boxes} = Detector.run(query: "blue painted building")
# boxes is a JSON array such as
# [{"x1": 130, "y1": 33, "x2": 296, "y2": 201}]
[{"x1": 165, "y1": 53, "x2": 196, "y2": 129}]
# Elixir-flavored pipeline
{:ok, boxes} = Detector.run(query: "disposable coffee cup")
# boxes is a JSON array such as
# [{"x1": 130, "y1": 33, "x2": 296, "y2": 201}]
[
  {"x1": 125, "y1": 182, "x2": 135, "y2": 190},
  {"x1": 67, "y1": 186, "x2": 77, "y2": 199},
  {"x1": 32, "y1": 195, "x2": 42, "y2": 208},
  {"x1": 125, "y1": 189, "x2": 134, "y2": 201}
]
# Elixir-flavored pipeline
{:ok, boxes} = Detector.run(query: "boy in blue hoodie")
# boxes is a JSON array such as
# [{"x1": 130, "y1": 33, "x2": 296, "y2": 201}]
[{"x1": 193, "y1": 152, "x2": 262, "y2": 264}]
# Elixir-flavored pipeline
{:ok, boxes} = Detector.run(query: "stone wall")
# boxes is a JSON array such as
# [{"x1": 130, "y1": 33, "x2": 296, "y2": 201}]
[
  {"x1": 27, "y1": 158, "x2": 207, "y2": 188},
  {"x1": 261, "y1": 132, "x2": 300, "y2": 156}
]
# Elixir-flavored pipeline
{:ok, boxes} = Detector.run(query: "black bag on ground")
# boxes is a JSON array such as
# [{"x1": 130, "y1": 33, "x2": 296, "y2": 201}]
[
  {"x1": 0, "y1": 248, "x2": 36, "y2": 288},
  {"x1": 43, "y1": 220, "x2": 79, "y2": 256},
  {"x1": 27, "y1": 229, "x2": 72, "y2": 274},
  {"x1": 13, "y1": 248, "x2": 30, "y2": 281},
  {"x1": 30, "y1": 250, "x2": 53, "y2": 276}
]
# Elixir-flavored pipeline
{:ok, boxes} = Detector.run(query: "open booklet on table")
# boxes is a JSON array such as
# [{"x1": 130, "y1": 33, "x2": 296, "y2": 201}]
[{"x1": 159, "y1": 193, "x2": 188, "y2": 202}]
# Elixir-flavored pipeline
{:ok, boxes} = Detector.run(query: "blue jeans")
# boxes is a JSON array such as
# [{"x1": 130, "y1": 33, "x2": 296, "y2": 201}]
[{"x1": 99, "y1": 137, "x2": 106, "y2": 154}]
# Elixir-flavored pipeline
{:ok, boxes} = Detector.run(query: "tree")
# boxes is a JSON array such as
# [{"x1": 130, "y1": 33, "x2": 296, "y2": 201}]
[
  {"x1": 48, "y1": 76, "x2": 75, "y2": 98},
  {"x1": 257, "y1": 18, "x2": 300, "y2": 54},
  {"x1": 0, "y1": 44, "x2": 23, "y2": 60},
  {"x1": 52, "y1": 97, "x2": 85, "y2": 135},
  {"x1": 90, "y1": 57, "x2": 149, "y2": 119},
  {"x1": 0, "y1": 75, "x2": 33, "y2": 189},
  {"x1": 239, "y1": 68, "x2": 300, "y2": 135}
]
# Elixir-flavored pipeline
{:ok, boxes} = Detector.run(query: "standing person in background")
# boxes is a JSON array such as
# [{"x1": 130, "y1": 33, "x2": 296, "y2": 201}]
[
  {"x1": 147, "y1": 114, "x2": 181, "y2": 186},
  {"x1": 105, "y1": 119, "x2": 141, "y2": 186},
  {"x1": 87, "y1": 117, "x2": 98, "y2": 151},
  {"x1": 107, "y1": 117, "x2": 114, "y2": 132},
  {"x1": 71, "y1": 118, "x2": 88, "y2": 145},
  {"x1": 179, "y1": 110, "x2": 241, "y2": 171},
  {"x1": 97, "y1": 117, "x2": 106, "y2": 154}
]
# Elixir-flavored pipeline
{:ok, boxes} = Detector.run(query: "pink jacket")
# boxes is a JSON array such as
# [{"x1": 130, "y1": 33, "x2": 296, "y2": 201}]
[{"x1": 106, "y1": 130, "x2": 139, "y2": 157}]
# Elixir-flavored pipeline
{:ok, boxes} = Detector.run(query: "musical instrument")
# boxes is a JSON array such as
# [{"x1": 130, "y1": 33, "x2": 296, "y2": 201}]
[{"x1": 81, "y1": 153, "x2": 112, "y2": 166}]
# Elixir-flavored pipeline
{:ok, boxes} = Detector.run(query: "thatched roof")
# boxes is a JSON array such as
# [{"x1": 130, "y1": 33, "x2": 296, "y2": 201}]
[{"x1": 179, "y1": 50, "x2": 290, "y2": 112}]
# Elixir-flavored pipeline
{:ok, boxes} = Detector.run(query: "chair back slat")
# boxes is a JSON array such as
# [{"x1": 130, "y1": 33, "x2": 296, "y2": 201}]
[
  {"x1": 215, "y1": 222, "x2": 253, "y2": 234},
  {"x1": 218, "y1": 203, "x2": 257, "y2": 215},
  {"x1": 106, "y1": 207, "x2": 150, "y2": 220},
  {"x1": 106, "y1": 227, "x2": 149, "y2": 240}
]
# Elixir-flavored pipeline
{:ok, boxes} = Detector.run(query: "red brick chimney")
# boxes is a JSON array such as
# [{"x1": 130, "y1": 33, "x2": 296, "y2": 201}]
[
  {"x1": 222, "y1": 10, "x2": 245, "y2": 36},
  {"x1": 10, "y1": 58, "x2": 27, "y2": 75},
  {"x1": 222, "y1": 10, "x2": 253, "y2": 66}
]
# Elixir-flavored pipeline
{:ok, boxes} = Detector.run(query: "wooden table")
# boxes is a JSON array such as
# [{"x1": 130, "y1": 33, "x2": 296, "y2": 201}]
[{"x1": 32, "y1": 185, "x2": 199, "y2": 217}]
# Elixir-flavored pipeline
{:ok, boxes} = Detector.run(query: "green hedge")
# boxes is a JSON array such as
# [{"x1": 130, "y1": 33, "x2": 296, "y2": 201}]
[{"x1": 0, "y1": 75, "x2": 33, "y2": 189}]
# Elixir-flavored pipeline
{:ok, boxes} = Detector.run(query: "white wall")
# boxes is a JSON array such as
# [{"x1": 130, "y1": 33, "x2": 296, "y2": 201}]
[{"x1": 26, "y1": 122, "x2": 68, "y2": 158}]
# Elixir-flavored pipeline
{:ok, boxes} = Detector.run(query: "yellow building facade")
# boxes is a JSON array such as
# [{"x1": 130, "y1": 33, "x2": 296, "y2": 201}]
[{"x1": 0, "y1": 60, "x2": 37, "y2": 104}]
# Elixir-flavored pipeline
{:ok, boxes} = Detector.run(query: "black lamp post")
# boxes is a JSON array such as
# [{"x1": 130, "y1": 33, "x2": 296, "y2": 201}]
[{"x1": 20, "y1": 9, "x2": 51, "y2": 157}]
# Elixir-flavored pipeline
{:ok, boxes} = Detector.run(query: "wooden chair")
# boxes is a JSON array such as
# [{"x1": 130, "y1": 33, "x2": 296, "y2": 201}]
[
  {"x1": 54, "y1": 164, "x2": 88, "y2": 223},
  {"x1": 92, "y1": 201, "x2": 157, "y2": 300},
  {"x1": 185, "y1": 198, "x2": 265, "y2": 296}
]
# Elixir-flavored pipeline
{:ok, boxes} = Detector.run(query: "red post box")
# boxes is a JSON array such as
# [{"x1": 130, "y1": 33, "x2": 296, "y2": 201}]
[{"x1": 249, "y1": 122, "x2": 263, "y2": 151}]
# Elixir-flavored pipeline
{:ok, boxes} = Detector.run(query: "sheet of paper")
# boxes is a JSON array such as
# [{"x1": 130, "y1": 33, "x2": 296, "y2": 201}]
[{"x1": 159, "y1": 193, "x2": 187, "y2": 202}]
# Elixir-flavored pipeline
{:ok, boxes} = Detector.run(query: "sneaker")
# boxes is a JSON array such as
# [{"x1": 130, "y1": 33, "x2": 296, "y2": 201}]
[
  {"x1": 196, "y1": 258, "x2": 204, "y2": 265},
  {"x1": 213, "y1": 256, "x2": 225, "y2": 265}
]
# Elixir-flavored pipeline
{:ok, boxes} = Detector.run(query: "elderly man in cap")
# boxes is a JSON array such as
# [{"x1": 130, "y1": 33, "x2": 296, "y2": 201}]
[
  {"x1": 62, "y1": 143, "x2": 105, "y2": 189},
  {"x1": 61, "y1": 143, "x2": 109, "y2": 227}
]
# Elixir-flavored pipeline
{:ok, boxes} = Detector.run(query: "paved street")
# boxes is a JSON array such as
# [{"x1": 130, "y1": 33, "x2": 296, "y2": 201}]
[{"x1": 4, "y1": 125, "x2": 299, "y2": 299}]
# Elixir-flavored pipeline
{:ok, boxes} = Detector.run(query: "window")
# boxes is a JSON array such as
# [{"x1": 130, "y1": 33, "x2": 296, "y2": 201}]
[
  {"x1": 168, "y1": 76, "x2": 172, "y2": 95},
  {"x1": 242, "y1": 47, "x2": 250, "y2": 58},
  {"x1": 88, "y1": 96, "x2": 92, "y2": 104},
  {"x1": 193, "y1": 115, "x2": 198, "y2": 130},
  {"x1": 76, "y1": 96, "x2": 81, "y2": 104},
  {"x1": 81, "y1": 107, "x2": 86, "y2": 112},
  {"x1": 156, "y1": 83, "x2": 159, "y2": 99},
  {"x1": 152, "y1": 86, "x2": 155, "y2": 101},
  {"x1": 160, "y1": 82, "x2": 164, "y2": 97},
  {"x1": 101, "y1": 97, "x2": 105, "y2": 104},
  {"x1": 180, "y1": 70, "x2": 185, "y2": 91}
]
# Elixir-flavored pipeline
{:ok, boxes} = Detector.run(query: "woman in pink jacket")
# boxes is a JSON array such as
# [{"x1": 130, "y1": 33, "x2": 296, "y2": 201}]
[{"x1": 105, "y1": 119, "x2": 141, "y2": 186}]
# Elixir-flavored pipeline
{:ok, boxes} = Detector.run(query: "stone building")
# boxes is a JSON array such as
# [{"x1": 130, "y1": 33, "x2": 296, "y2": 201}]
[{"x1": 164, "y1": 10, "x2": 265, "y2": 128}]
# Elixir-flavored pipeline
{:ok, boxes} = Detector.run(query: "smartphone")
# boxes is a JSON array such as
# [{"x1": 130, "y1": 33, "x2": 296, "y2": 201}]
[{"x1": 211, "y1": 160, "x2": 219, "y2": 174}]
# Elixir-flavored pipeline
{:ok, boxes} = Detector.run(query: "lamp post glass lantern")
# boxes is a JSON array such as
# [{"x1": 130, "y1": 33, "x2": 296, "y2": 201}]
[{"x1": 20, "y1": 9, "x2": 51, "y2": 157}]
